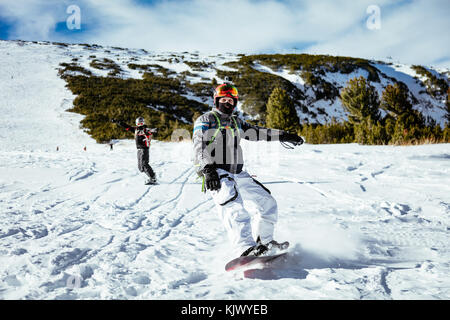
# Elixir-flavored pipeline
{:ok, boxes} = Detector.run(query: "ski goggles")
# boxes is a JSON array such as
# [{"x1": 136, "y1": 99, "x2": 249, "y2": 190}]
[{"x1": 215, "y1": 84, "x2": 238, "y2": 98}]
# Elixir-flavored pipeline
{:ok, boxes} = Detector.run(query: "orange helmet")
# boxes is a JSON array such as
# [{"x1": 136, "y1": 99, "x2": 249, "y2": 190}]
[{"x1": 214, "y1": 83, "x2": 239, "y2": 107}]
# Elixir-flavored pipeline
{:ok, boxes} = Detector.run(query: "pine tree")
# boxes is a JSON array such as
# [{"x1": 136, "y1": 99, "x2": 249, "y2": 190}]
[
  {"x1": 266, "y1": 87, "x2": 300, "y2": 133},
  {"x1": 446, "y1": 87, "x2": 450, "y2": 125},
  {"x1": 340, "y1": 76, "x2": 380, "y2": 125},
  {"x1": 380, "y1": 83, "x2": 412, "y2": 118}
]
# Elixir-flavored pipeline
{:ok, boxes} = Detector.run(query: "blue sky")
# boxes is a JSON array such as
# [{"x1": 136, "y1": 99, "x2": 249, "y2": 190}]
[
  {"x1": 0, "y1": 18, "x2": 12, "y2": 39},
  {"x1": 0, "y1": 0, "x2": 448, "y2": 68}
]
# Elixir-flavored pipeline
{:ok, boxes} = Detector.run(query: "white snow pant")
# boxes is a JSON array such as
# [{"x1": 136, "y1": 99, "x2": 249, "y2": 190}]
[{"x1": 209, "y1": 169, "x2": 278, "y2": 255}]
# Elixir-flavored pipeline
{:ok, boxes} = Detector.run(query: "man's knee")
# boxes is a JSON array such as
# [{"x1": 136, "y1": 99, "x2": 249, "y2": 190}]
[{"x1": 261, "y1": 195, "x2": 278, "y2": 223}]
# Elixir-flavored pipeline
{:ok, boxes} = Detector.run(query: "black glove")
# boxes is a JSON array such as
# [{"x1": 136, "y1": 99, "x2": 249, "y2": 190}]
[
  {"x1": 280, "y1": 132, "x2": 304, "y2": 146},
  {"x1": 202, "y1": 165, "x2": 221, "y2": 191}
]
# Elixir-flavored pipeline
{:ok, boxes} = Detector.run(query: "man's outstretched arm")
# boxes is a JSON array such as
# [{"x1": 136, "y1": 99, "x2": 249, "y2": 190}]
[
  {"x1": 111, "y1": 119, "x2": 135, "y2": 132},
  {"x1": 238, "y1": 119, "x2": 303, "y2": 145}
]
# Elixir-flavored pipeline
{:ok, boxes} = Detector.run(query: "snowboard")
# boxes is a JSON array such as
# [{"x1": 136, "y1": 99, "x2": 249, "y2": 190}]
[{"x1": 225, "y1": 252, "x2": 288, "y2": 272}]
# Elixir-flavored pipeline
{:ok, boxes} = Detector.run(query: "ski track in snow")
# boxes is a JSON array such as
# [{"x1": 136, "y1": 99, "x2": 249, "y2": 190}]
[{"x1": 0, "y1": 41, "x2": 449, "y2": 300}]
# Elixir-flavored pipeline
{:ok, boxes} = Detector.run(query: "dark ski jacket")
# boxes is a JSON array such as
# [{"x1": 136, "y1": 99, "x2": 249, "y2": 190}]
[
  {"x1": 193, "y1": 109, "x2": 284, "y2": 175},
  {"x1": 116, "y1": 121, "x2": 157, "y2": 149}
]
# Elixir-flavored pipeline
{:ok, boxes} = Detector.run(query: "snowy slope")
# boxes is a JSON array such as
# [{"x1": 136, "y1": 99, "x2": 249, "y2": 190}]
[
  {"x1": 0, "y1": 41, "x2": 450, "y2": 300},
  {"x1": 3, "y1": 40, "x2": 447, "y2": 128}
]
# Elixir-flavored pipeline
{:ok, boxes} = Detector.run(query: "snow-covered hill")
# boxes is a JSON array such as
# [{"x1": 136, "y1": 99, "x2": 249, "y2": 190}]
[
  {"x1": 2, "y1": 40, "x2": 448, "y2": 131},
  {"x1": 0, "y1": 40, "x2": 449, "y2": 300}
]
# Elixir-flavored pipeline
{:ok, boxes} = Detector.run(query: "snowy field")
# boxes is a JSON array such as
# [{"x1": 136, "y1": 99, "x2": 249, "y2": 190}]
[{"x1": 0, "y1": 41, "x2": 449, "y2": 300}]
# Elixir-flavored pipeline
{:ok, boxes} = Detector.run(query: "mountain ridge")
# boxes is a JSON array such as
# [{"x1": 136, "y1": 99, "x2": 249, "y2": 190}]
[{"x1": 2, "y1": 39, "x2": 448, "y2": 143}]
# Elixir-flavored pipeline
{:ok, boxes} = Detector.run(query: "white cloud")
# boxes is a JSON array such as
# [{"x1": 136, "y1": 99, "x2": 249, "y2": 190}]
[
  {"x1": 0, "y1": 0, "x2": 62, "y2": 40},
  {"x1": 79, "y1": 0, "x2": 390, "y2": 52},
  {"x1": 306, "y1": 0, "x2": 450, "y2": 68},
  {"x1": 0, "y1": 0, "x2": 448, "y2": 68},
  {"x1": 80, "y1": 0, "x2": 299, "y2": 52}
]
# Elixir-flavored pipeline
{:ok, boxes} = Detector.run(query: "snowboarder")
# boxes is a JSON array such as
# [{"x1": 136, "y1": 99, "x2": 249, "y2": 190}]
[
  {"x1": 112, "y1": 117, "x2": 158, "y2": 185},
  {"x1": 193, "y1": 82, "x2": 304, "y2": 258}
]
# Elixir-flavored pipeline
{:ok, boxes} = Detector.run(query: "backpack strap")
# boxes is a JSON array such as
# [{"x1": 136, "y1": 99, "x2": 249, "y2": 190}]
[{"x1": 209, "y1": 112, "x2": 240, "y2": 144}]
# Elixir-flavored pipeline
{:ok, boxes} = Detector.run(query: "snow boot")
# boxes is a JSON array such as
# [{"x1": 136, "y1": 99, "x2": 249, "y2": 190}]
[
  {"x1": 240, "y1": 236, "x2": 269, "y2": 257},
  {"x1": 240, "y1": 237, "x2": 289, "y2": 257},
  {"x1": 265, "y1": 240, "x2": 290, "y2": 254},
  {"x1": 145, "y1": 176, "x2": 157, "y2": 185}
]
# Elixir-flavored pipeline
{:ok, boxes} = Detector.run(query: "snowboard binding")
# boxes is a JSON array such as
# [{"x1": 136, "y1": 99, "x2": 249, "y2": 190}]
[{"x1": 240, "y1": 236, "x2": 289, "y2": 257}]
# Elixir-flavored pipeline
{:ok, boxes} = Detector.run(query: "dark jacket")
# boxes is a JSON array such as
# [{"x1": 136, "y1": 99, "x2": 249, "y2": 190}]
[
  {"x1": 193, "y1": 109, "x2": 284, "y2": 175},
  {"x1": 117, "y1": 121, "x2": 156, "y2": 149}
]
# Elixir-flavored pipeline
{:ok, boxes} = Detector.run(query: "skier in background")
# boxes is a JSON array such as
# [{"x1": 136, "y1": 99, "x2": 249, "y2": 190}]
[
  {"x1": 193, "y1": 82, "x2": 304, "y2": 258},
  {"x1": 112, "y1": 117, "x2": 158, "y2": 185}
]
